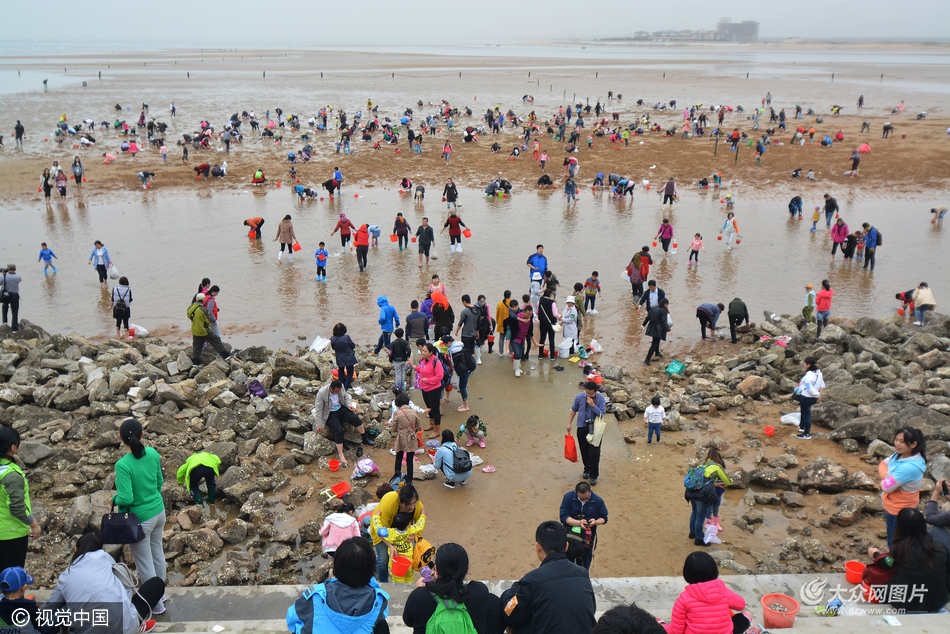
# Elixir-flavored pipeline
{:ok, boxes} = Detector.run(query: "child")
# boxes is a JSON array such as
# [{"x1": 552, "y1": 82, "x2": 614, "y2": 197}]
[
  {"x1": 37, "y1": 242, "x2": 57, "y2": 274},
  {"x1": 0, "y1": 566, "x2": 45, "y2": 632},
  {"x1": 855, "y1": 231, "x2": 865, "y2": 260},
  {"x1": 666, "y1": 552, "x2": 751, "y2": 634},
  {"x1": 314, "y1": 242, "x2": 328, "y2": 282},
  {"x1": 811, "y1": 206, "x2": 821, "y2": 231},
  {"x1": 428, "y1": 274, "x2": 445, "y2": 296},
  {"x1": 391, "y1": 328, "x2": 411, "y2": 391},
  {"x1": 644, "y1": 395, "x2": 666, "y2": 445},
  {"x1": 687, "y1": 233, "x2": 705, "y2": 266},
  {"x1": 544, "y1": 270, "x2": 560, "y2": 296},
  {"x1": 457, "y1": 414, "x2": 487, "y2": 448},
  {"x1": 160, "y1": 144, "x2": 168, "y2": 162},
  {"x1": 933, "y1": 206, "x2": 948, "y2": 224},
  {"x1": 583, "y1": 271, "x2": 602, "y2": 314},
  {"x1": 572, "y1": 282, "x2": 586, "y2": 332},
  {"x1": 368, "y1": 225, "x2": 380, "y2": 247},
  {"x1": 539, "y1": 151, "x2": 549, "y2": 169},
  {"x1": 392, "y1": 392, "x2": 422, "y2": 483},
  {"x1": 562, "y1": 295, "x2": 579, "y2": 353},
  {"x1": 181, "y1": 145, "x2": 189, "y2": 163},
  {"x1": 319, "y1": 502, "x2": 359, "y2": 556},
  {"x1": 529, "y1": 272, "x2": 542, "y2": 309},
  {"x1": 844, "y1": 231, "x2": 859, "y2": 261},
  {"x1": 387, "y1": 512, "x2": 417, "y2": 583}
]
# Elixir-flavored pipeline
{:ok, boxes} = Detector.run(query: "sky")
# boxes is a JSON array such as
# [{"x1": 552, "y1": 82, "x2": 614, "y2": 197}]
[{"x1": 6, "y1": 0, "x2": 950, "y2": 46}]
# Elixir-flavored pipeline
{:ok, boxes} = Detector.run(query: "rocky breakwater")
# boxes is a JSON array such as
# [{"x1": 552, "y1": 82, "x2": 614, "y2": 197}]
[
  {"x1": 0, "y1": 320, "x2": 407, "y2": 587},
  {"x1": 589, "y1": 311, "x2": 950, "y2": 574}
]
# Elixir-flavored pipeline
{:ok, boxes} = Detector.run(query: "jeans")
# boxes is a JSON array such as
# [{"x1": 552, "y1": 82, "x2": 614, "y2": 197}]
[
  {"x1": 510, "y1": 340, "x2": 524, "y2": 360},
  {"x1": 393, "y1": 361, "x2": 407, "y2": 391},
  {"x1": 374, "y1": 331, "x2": 392, "y2": 355},
  {"x1": 800, "y1": 396, "x2": 818, "y2": 435},
  {"x1": 690, "y1": 499, "x2": 712, "y2": 538},
  {"x1": 1, "y1": 293, "x2": 20, "y2": 331},
  {"x1": 648, "y1": 423, "x2": 662, "y2": 443},
  {"x1": 915, "y1": 305, "x2": 930, "y2": 323},
  {"x1": 375, "y1": 541, "x2": 390, "y2": 582},
  {"x1": 825, "y1": 211, "x2": 834, "y2": 228},
  {"x1": 457, "y1": 371, "x2": 470, "y2": 400},
  {"x1": 886, "y1": 512, "x2": 898, "y2": 550},
  {"x1": 129, "y1": 511, "x2": 167, "y2": 612},
  {"x1": 584, "y1": 295, "x2": 596, "y2": 311}
]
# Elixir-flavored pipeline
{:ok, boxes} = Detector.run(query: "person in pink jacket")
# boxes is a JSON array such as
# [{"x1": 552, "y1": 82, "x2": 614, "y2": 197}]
[
  {"x1": 666, "y1": 552, "x2": 751, "y2": 634},
  {"x1": 410, "y1": 343, "x2": 445, "y2": 438},
  {"x1": 830, "y1": 217, "x2": 849, "y2": 261},
  {"x1": 319, "y1": 503, "x2": 359, "y2": 556}
]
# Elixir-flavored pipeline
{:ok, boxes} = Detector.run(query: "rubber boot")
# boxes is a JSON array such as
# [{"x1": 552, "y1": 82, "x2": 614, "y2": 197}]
[
  {"x1": 277, "y1": 250, "x2": 282, "y2": 263},
  {"x1": 713, "y1": 516, "x2": 723, "y2": 531},
  {"x1": 474, "y1": 347, "x2": 482, "y2": 365},
  {"x1": 514, "y1": 358, "x2": 522, "y2": 377},
  {"x1": 192, "y1": 490, "x2": 204, "y2": 506},
  {"x1": 361, "y1": 432, "x2": 376, "y2": 447}
]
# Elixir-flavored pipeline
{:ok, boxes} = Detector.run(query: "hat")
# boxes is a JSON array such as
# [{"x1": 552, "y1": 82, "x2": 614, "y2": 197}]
[
  {"x1": 532, "y1": 272, "x2": 542, "y2": 280},
  {"x1": 0, "y1": 567, "x2": 34, "y2": 592},
  {"x1": 566, "y1": 296, "x2": 575, "y2": 303},
  {"x1": 805, "y1": 284, "x2": 813, "y2": 289},
  {"x1": 195, "y1": 293, "x2": 206, "y2": 301}
]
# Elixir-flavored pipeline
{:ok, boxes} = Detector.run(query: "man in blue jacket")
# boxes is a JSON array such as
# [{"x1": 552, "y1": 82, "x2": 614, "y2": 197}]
[
  {"x1": 526, "y1": 244, "x2": 547, "y2": 282},
  {"x1": 559, "y1": 481, "x2": 609, "y2": 570},
  {"x1": 373, "y1": 296, "x2": 400, "y2": 355},
  {"x1": 862, "y1": 222, "x2": 878, "y2": 271}
]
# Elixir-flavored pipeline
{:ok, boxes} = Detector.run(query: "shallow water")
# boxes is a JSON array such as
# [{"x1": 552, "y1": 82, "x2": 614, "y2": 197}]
[{"x1": 3, "y1": 185, "x2": 946, "y2": 356}]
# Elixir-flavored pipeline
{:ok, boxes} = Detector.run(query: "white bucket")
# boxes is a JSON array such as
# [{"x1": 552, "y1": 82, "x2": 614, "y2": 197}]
[{"x1": 557, "y1": 339, "x2": 574, "y2": 357}]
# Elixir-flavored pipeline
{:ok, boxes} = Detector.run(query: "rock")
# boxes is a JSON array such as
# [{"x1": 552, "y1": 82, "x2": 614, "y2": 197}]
[
  {"x1": 831, "y1": 496, "x2": 866, "y2": 527},
  {"x1": 850, "y1": 361, "x2": 880, "y2": 379},
  {"x1": 254, "y1": 416, "x2": 284, "y2": 443},
  {"x1": 155, "y1": 382, "x2": 190, "y2": 405},
  {"x1": 848, "y1": 471, "x2": 879, "y2": 491},
  {"x1": 830, "y1": 413, "x2": 901, "y2": 444},
  {"x1": 205, "y1": 442, "x2": 238, "y2": 470},
  {"x1": 298, "y1": 520, "x2": 323, "y2": 543},
  {"x1": 303, "y1": 431, "x2": 336, "y2": 457},
  {"x1": 217, "y1": 519, "x2": 251, "y2": 544},
  {"x1": 737, "y1": 376, "x2": 770, "y2": 398},
  {"x1": 867, "y1": 439, "x2": 896, "y2": 458},
  {"x1": 819, "y1": 324, "x2": 847, "y2": 344},
  {"x1": 917, "y1": 350, "x2": 950, "y2": 371},
  {"x1": 147, "y1": 413, "x2": 187, "y2": 436},
  {"x1": 17, "y1": 441, "x2": 54, "y2": 465},
  {"x1": 749, "y1": 467, "x2": 793, "y2": 490},
  {"x1": 241, "y1": 346, "x2": 269, "y2": 363},
  {"x1": 839, "y1": 439, "x2": 860, "y2": 453},
  {"x1": 854, "y1": 317, "x2": 903, "y2": 344},
  {"x1": 801, "y1": 539, "x2": 832, "y2": 563},
  {"x1": 195, "y1": 364, "x2": 227, "y2": 385},
  {"x1": 727, "y1": 468, "x2": 749, "y2": 489},
  {"x1": 182, "y1": 528, "x2": 224, "y2": 556},
  {"x1": 224, "y1": 480, "x2": 262, "y2": 502},
  {"x1": 782, "y1": 491, "x2": 807, "y2": 508},
  {"x1": 217, "y1": 466, "x2": 252, "y2": 492},
  {"x1": 823, "y1": 384, "x2": 879, "y2": 406},
  {"x1": 53, "y1": 388, "x2": 89, "y2": 411},
  {"x1": 213, "y1": 391, "x2": 239, "y2": 407},
  {"x1": 273, "y1": 355, "x2": 319, "y2": 381},
  {"x1": 176, "y1": 353, "x2": 194, "y2": 373},
  {"x1": 109, "y1": 371, "x2": 135, "y2": 395},
  {"x1": 797, "y1": 457, "x2": 849, "y2": 493},
  {"x1": 811, "y1": 401, "x2": 858, "y2": 429},
  {"x1": 600, "y1": 365, "x2": 624, "y2": 381},
  {"x1": 64, "y1": 495, "x2": 93, "y2": 535},
  {"x1": 0, "y1": 388, "x2": 23, "y2": 405}
]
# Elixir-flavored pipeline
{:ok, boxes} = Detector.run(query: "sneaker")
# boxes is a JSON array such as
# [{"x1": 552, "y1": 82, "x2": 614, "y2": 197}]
[
  {"x1": 583, "y1": 471, "x2": 590, "y2": 479},
  {"x1": 466, "y1": 438, "x2": 475, "y2": 447},
  {"x1": 443, "y1": 481, "x2": 456, "y2": 489},
  {"x1": 152, "y1": 604, "x2": 166, "y2": 615},
  {"x1": 913, "y1": 321, "x2": 922, "y2": 326},
  {"x1": 459, "y1": 480, "x2": 467, "y2": 486},
  {"x1": 478, "y1": 439, "x2": 485, "y2": 448},
  {"x1": 795, "y1": 433, "x2": 811, "y2": 440},
  {"x1": 688, "y1": 533, "x2": 695, "y2": 539},
  {"x1": 476, "y1": 359, "x2": 482, "y2": 365},
  {"x1": 588, "y1": 309, "x2": 598, "y2": 315},
  {"x1": 693, "y1": 538, "x2": 708, "y2": 547},
  {"x1": 138, "y1": 620, "x2": 156, "y2": 634},
  {"x1": 590, "y1": 478, "x2": 597, "y2": 485}
]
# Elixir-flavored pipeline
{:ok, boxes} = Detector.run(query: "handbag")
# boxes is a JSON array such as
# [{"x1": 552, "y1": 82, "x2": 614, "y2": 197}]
[
  {"x1": 100, "y1": 504, "x2": 146, "y2": 544},
  {"x1": 544, "y1": 302, "x2": 562, "y2": 333},
  {"x1": 111, "y1": 562, "x2": 140, "y2": 590},
  {"x1": 862, "y1": 554, "x2": 897, "y2": 587},
  {"x1": 586, "y1": 416, "x2": 607, "y2": 448}
]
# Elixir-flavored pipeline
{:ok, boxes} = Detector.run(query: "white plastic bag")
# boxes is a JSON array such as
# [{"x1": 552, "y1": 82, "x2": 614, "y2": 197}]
[
  {"x1": 703, "y1": 523, "x2": 722, "y2": 545},
  {"x1": 589, "y1": 339, "x2": 604, "y2": 354},
  {"x1": 309, "y1": 335, "x2": 331, "y2": 353},
  {"x1": 108, "y1": 264, "x2": 120, "y2": 280},
  {"x1": 780, "y1": 412, "x2": 802, "y2": 426},
  {"x1": 621, "y1": 269, "x2": 630, "y2": 283},
  {"x1": 128, "y1": 323, "x2": 149, "y2": 338}
]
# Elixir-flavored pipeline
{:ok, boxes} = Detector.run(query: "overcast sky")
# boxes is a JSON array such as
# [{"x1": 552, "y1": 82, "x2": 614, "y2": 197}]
[{"x1": 7, "y1": 0, "x2": 950, "y2": 45}]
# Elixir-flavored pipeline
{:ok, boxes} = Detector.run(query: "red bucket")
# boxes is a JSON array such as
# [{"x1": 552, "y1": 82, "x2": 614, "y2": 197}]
[
  {"x1": 328, "y1": 460, "x2": 340, "y2": 472},
  {"x1": 292, "y1": 242, "x2": 302, "y2": 252},
  {"x1": 652, "y1": 241, "x2": 657, "y2": 247},
  {"x1": 717, "y1": 235, "x2": 722, "y2": 241},
  {"x1": 845, "y1": 561, "x2": 866, "y2": 584},
  {"x1": 764, "y1": 426, "x2": 775, "y2": 436},
  {"x1": 390, "y1": 555, "x2": 411, "y2": 577},
  {"x1": 128, "y1": 328, "x2": 136, "y2": 338},
  {"x1": 390, "y1": 234, "x2": 398, "y2": 242},
  {"x1": 462, "y1": 228, "x2": 472, "y2": 238}
]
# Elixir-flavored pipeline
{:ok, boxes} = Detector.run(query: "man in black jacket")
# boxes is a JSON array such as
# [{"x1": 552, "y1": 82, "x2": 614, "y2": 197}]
[
  {"x1": 727, "y1": 298, "x2": 750, "y2": 344},
  {"x1": 501, "y1": 521, "x2": 596, "y2": 634},
  {"x1": 636, "y1": 280, "x2": 666, "y2": 312}
]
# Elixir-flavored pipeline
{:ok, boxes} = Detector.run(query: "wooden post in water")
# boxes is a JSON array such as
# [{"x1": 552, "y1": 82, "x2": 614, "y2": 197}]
[
  {"x1": 831, "y1": 73, "x2": 835, "y2": 81},
  {"x1": 714, "y1": 134, "x2": 718, "y2": 156},
  {"x1": 263, "y1": 71, "x2": 265, "y2": 78}
]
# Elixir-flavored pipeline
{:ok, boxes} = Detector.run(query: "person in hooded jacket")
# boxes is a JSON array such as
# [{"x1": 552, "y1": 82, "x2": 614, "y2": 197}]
[
  {"x1": 664, "y1": 552, "x2": 750, "y2": 634},
  {"x1": 642, "y1": 298, "x2": 671, "y2": 366},
  {"x1": 331, "y1": 323, "x2": 358, "y2": 391},
  {"x1": 330, "y1": 212, "x2": 356, "y2": 247},
  {"x1": 430, "y1": 292, "x2": 454, "y2": 340},
  {"x1": 274, "y1": 214, "x2": 296, "y2": 264},
  {"x1": 355, "y1": 224, "x2": 370, "y2": 271},
  {"x1": 726, "y1": 298, "x2": 749, "y2": 344},
  {"x1": 374, "y1": 296, "x2": 400, "y2": 355},
  {"x1": 319, "y1": 502, "x2": 360, "y2": 556}
]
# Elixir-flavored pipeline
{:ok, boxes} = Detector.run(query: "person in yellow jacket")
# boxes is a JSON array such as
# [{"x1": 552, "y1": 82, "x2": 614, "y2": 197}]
[
  {"x1": 701, "y1": 449, "x2": 733, "y2": 532},
  {"x1": 187, "y1": 293, "x2": 232, "y2": 366},
  {"x1": 370, "y1": 484, "x2": 425, "y2": 582},
  {"x1": 1, "y1": 428, "x2": 40, "y2": 574},
  {"x1": 176, "y1": 451, "x2": 222, "y2": 508}
]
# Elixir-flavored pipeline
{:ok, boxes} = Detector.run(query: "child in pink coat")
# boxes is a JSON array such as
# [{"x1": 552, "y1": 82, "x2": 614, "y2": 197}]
[
  {"x1": 319, "y1": 502, "x2": 359, "y2": 556},
  {"x1": 666, "y1": 552, "x2": 752, "y2": 634}
]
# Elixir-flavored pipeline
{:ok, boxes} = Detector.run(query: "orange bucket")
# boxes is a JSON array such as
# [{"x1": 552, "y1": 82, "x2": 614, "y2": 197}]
[
  {"x1": 845, "y1": 561, "x2": 865, "y2": 584},
  {"x1": 330, "y1": 481, "x2": 351, "y2": 498},
  {"x1": 390, "y1": 234, "x2": 398, "y2": 242},
  {"x1": 652, "y1": 241, "x2": 657, "y2": 247},
  {"x1": 487, "y1": 334, "x2": 495, "y2": 342},
  {"x1": 462, "y1": 228, "x2": 472, "y2": 238},
  {"x1": 328, "y1": 459, "x2": 340, "y2": 472},
  {"x1": 390, "y1": 555, "x2": 411, "y2": 577},
  {"x1": 760, "y1": 594, "x2": 800, "y2": 629},
  {"x1": 861, "y1": 582, "x2": 880, "y2": 603},
  {"x1": 764, "y1": 426, "x2": 775, "y2": 436},
  {"x1": 128, "y1": 328, "x2": 136, "y2": 338}
]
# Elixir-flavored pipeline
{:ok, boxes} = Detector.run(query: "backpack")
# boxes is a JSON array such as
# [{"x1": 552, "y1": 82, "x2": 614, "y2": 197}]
[
  {"x1": 452, "y1": 444, "x2": 472, "y2": 474},
  {"x1": 875, "y1": 229, "x2": 883, "y2": 246},
  {"x1": 451, "y1": 348, "x2": 476, "y2": 374},
  {"x1": 425, "y1": 592, "x2": 477, "y2": 634},
  {"x1": 113, "y1": 289, "x2": 130, "y2": 318},
  {"x1": 564, "y1": 523, "x2": 593, "y2": 562},
  {"x1": 475, "y1": 305, "x2": 491, "y2": 333},
  {"x1": 437, "y1": 353, "x2": 454, "y2": 389},
  {"x1": 684, "y1": 465, "x2": 713, "y2": 491}
]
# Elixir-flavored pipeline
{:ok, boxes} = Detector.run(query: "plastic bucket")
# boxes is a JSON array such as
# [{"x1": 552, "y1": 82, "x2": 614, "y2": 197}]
[
  {"x1": 487, "y1": 334, "x2": 495, "y2": 343},
  {"x1": 557, "y1": 340, "x2": 573, "y2": 357},
  {"x1": 390, "y1": 555, "x2": 412, "y2": 577},
  {"x1": 845, "y1": 560, "x2": 866, "y2": 584},
  {"x1": 717, "y1": 235, "x2": 722, "y2": 241},
  {"x1": 128, "y1": 328, "x2": 136, "y2": 338},
  {"x1": 462, "y1": 228, "x2": 472, "y2": 238},
  {"x1": 861, "y1": 582, "x2": 880, "y2": 603},
  {"x1": 390, "y1": 234, "x2": 398, "y2": 242},
  {"x1": 652, "y1": 241, "x2": 658, "y2": 247},
  {"x1": 331, "y1": 482, "x2": 351, "y2": 498},
  {"x1": 735, "y1": 236, "x2": 742, "y2": 244},
  {"x1": 764, "y1": 426, "x2": 775, "y2": 436},
  {"x1": 760, "y1": 594, "x2": 800, "y2": 629},
  {"x1": 328, "y1": 460, "x2": 340, "y2": 472}
]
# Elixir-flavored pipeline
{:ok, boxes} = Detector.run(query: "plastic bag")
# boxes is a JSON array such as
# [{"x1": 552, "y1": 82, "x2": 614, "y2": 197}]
[
  {"x1": 780, "y1": 413, "x2": 802, "y2": 426},
  {"x1": 108, "y1": 264, "x2": 120, "y2": 279},
  {"x1": 564, "y1": 434, "x2": 578, "y2": 463},
  {"x1": 309, "y1": 336, "x2": 331, "y2": 353},
  {"x1": 621, "y1": 269, "x2": 630, "y2": 283},
  {"x1": 589, "y1": 339, "x2": 604, "y2": 354},
  {"x1": 128, "y1": 323, "x2": 149, "y2": 338}
]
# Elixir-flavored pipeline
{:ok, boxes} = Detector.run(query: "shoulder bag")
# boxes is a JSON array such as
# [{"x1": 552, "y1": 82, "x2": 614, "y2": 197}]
[
  {"x1": 100, "y1": 504, "x2": 146, "y2": 544},
  {"x1": 544, "y1": 301, "x2": 562, "y2": 333}
]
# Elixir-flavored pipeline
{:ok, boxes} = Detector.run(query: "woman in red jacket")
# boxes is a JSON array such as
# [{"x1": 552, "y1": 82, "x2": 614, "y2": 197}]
[
  {"x1": 815, "y1": 279, "x2": 834, "y2": 339},
  {"x1": 354, "y1": 224, "x2": 370, "y2": 272},
  {"x1": 441, "y1": 210, "x2": 467, "y2": 253},
  {"x1": 665, "y1": 552, "x2": 751, "y2": 634},
  {"x1": 330, "y1": 212, "x2": 356, "y2": 247}
]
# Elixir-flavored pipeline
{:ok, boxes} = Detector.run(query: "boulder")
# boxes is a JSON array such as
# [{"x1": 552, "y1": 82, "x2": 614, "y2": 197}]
[
  {"x1": 727, "y1": 468, "x2": 749, "y2": 489},
  {"x1": 303, "y1": 431, "x2": 336, "y2": 457},
  {"x1": 600, "y1": 365, "x2": 624, "y2": 382},
  {"x1": 253, "y1": 416, "x2": 284, "y2": 443},
  {"x1": 830, "y1": 413, "x2": 901, "y2": 444},
  {"x1": 155, "y1": 382, "x2": 190, "y2": 405},
  {"x1": 917, "y1": 350, "x2": 950, "y2": 371},
  {"x1": 848, "y1": 471, "x2": 879, "y2": 491},
  {"x1": 217, "y1": 519, "x2": 251, "y2": 544},
  {"x1": 273, "y1": 355, "x2": 319, "y2": 381},
  {"x1": 205, "y1": 442, "x2": 238, "y2": 470},
  {"x1": 811, "y1": 401, "x2": 858, "y2": 429},
  {"x1": 819, "y1": 324, "x2": 848, "y2": 344},
  {"x1": 831, "y1": 496, "x2": 866, "y2": 527},
  {"x1": 781, "y1": 491, "x2": 807, "y2": 508},
  {"x1": 53, "y1": 388, "x2": 89, "y2": 411},
  {"x1": 182, "y1": 528, "x2": 224, "y2": 556},
  {"x1": 17, "y1": 441, "x2": 54, "y2": 465},
  {"x1": 797, "y1": 457, "x2": 849, "y2": 492},
  {"x1": 224, "y1": 480, "x2": 262, "y2": 502},
  {"x1": 241, "y1": 347, "x2": 270, "y2": 363},
  {"x1": 147, "y1": 413, "x2": 187, "y2": 436},
  {"x1": 853, "y1": 317, "x2": 903, "y2": 344},
  {"x1": 298, "y1": 520, "x2": 323, "y2": 543},
  {"x1": 217, "y1": 466, "x2": 253, "y2": 492},
  {"x1": 64, "y1": 495, "x2": 93, "y2": 536},
  {"x1": 109, "y1": 371, "x2": 135, "y2": 395},
  {"x1": 737, "y1": 376, "x2": 770, "y2": 398},
  {"x1": 823, "y1": 384, "x2": 878, "y2": 406},
  {"x1": 195, "y1": 364, "x2": 227, "y2": 385},
  {"x1": 749, "y1": 467, "x2": 792, "y2": 490},
  {"x1": 867, "y1": 439, "x2": 896, "y2": 458}
]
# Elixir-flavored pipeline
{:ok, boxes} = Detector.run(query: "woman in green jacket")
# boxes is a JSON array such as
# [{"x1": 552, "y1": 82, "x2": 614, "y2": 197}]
[
  {"x1": 113, "y1": 419, "x2": 167, "y2": 614},
  {"x1": 176, "y1": 451, "x2": 221, "y2": 508},
  {"x1": 0, "y1": 428, "x2": 41, "y2": 575},
  {"x1": 702, "y1": 448, "x2": 733, "y2": 533}
]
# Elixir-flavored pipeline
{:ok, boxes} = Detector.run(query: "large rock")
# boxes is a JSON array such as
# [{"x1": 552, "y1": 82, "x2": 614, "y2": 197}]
[
  {"x1": 53, "y1": 388, "x2": 89, "y2": 411},
  {"x1": 727, "y1": 468, "x2": 749, "y2": 489},
  {"x1": 253, "y1": 416, "x2": 284, "y2": 443},
  {"x1": 217, "y1": 519, "x2": 250, "y2": 544},
  {"x1": 217, "y1": 466, "x2": 252, "y2": 492},
  {"x1": 205, "y1": 442, "x2": 238, "y2": 470},
  {"x1": 819, "y1": 324, "x2": 848, "y2": 344},
  {"x1": 147, "y1": 413, "x2": 187, "y2": 436},
  {"x1": 737, "y1": 376, "x2": 770, "y2": 398},
  {"x1": 272, "y1": 355, "x2": 319, "y2": 381},
  {"x1": 831, "y1": 496, "x2": 866, "y2": 527},
  {"x1": 195, "y1": 364, "x2": 227, "y2": 385},
  {"x1": 823, "y1": 384, "x2": 878, "y2": 406},
  {"x1": 749, "y1": 467, "x2": 792, "y2": 490},
  {"x1": 303, "y1": 431, "x2": 336, "y2": 457},
  {"x1": 797, "y1": 457, "x2": 849, "y2": 492},
  {"x1": 853, "y1": 317, "x2": 903, "y2": 344},
  {"x1": 830, "y1": 413, "x2": 901, "y2": 444},
  {"x1": 224, "y1": 480, "x2": 262, "y2": 502},
  {"x1": 600, "y1": 365, "x2": 624, "y2": 382},
  {"x1": 811, "y1": 401, "x2": 858, "y2": 429},
  {"x1": 182, "y1": 528, "x2": 224, "y2": 556},
  {"x1": 298, "y1": 520, "x2": 323, "y2": 543},
  {"x1": 917, "y1": 350, "x2": 950, "y2": 371},
  {"x1": 155, "y1": 382, "x2": 191, "y2": 404},
  {"x1": 782, "y1": 491, "x2": 807, "y2": 508},
  {"x1": 17, "y1": 441, "x2": 54, "y2": 465},
  {"x1": 109, "y1": 371, "x2": 135, "y2": 395},
  {"x1": 64, "y1": 495, "x2": 94, "y2": 535}
]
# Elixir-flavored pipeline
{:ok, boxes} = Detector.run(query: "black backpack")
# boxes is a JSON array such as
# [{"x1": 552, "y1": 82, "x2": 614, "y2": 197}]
[
  {"x1": 452, "y1": 349, "x2": 476, "y2": 374},
  {"x1": 452, "y1": 444, "x2": 472, "y2": 474},
  {"x1": 113, "y1": 289, "x2": 130, "y2": 318},
  {"x1": 476, "y1": 305, "x2": 491, "y2": 333},
  {"x1": 875, "y1": 229, "x2": 883, "y2": 246}
]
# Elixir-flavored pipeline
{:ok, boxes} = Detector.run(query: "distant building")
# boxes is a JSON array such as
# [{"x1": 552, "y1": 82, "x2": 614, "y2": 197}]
[{"x1": 716, "y1": 18, "x2": 759, "y2": 42}]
